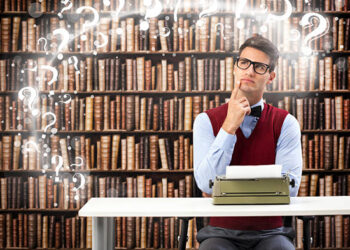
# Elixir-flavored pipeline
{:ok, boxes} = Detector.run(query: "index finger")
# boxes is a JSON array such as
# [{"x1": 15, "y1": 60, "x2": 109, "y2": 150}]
[{"x1": 231, "y1": 81, "x2": 240, "y2": 100}]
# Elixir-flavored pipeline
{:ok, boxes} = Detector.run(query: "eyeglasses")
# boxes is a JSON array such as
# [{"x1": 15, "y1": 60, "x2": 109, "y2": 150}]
[{"x1": 236, "y1": 57, "x2": 270, "y2": 75}]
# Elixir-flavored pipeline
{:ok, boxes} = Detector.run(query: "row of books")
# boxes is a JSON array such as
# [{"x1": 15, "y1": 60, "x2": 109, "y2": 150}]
[
  {"x1": 301, "y1": 135, "x2": 350, "y2": 170},
  {"x1": 2, "y1": 55, "x2": 350, "y2": 91},
  {"x1": 2, "y1": 94, "x2": 349, "y2": 132},
  {"x1": 0, "y1": 175, "x2": 193, "y2": 209},
  {"x1": 0, "y1": 134, "x2": 193, "y2": 171},
  {"x1": 0, "y1": 214, "x2": 200, "y2": 249},
  {"x1": 298, "y1": 174, "x2": 350, "y2": 197},
  {"x1": 0, "y1": 0, "x2": 348, "y2": 13},
  {"x1": 276, "y1": 96, "x2": 350, "y2": 130},
  {"x1": 295, "y1": 216, "x2": 350, "y2": 248},
  {"x1": 1, "y1": 15, "x2": 350, "y2": 54}
]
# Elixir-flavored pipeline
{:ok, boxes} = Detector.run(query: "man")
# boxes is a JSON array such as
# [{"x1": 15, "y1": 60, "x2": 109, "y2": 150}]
[{"x1": 193, "y1": 35, "x2": 302, "y2": 250}]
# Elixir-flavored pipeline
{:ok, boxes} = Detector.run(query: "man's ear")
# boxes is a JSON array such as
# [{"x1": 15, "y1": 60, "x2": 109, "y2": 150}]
[{"x1": 267, "y1": 71, "x2": 276, "y2": 85}]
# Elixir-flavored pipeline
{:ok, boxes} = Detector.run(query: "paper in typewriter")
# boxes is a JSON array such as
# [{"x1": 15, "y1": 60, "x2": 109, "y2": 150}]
[{"x1": 225, "y1": 164, "x2": 282, "y2": 179}]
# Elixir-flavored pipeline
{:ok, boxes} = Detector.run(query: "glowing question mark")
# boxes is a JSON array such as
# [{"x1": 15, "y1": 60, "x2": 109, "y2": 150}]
[
  {"x1": 58, "y1": 0, "x2": 73, "y2": 18},
  {"x1": 52, "y1": 28, "x2": 70, "y2": 60},
  {"x1": 59, "y1": 94, "x2": 72, "y2": 104},
  {"x1": 199, "y1": 0, "x2": 218, "y2": 19},
  {"x1": 22, "y1": 141, "x2": 40, "y2": 153},
  {"x1": 266, "y1": 0, "x2": 292, "y2": 22},
  {"x1": 68, "y1": 56, "x2": 79, "y2": 72},
  {"x1": 72, "y1": 173, "x2": 86, "y2": 200},
  {"x1": 76, "y1": 6, "x2": 100, "y2": 33},
  {"x1": 111, "y1": 0, "x2": 125, "y2": 20},
  {"x1": 145, "y1": 0, "x2": 163, "y2": 19},
  {"x1": 174, "y1": 0, "x2": 181, "y2": 22},
  {"x1": 40, "y1": 65, "x2": 58, "y2": 86},
  {"x1": 94, "y1": 32, "x2": 108, "y2": 48},
  {"x1": 70, "y1": 156, "x2": 84, "y2": 170},
  {"x1": 53, "y1": 155, "x2": 64, "y2": 182},
  {"x1": 42, "y1": 112, "x2": 57, "y2": 134},
  {"x1": 18, "y1": 87, "x2": 40, "y2": 116},
  {"x1": 299, "y1": 13, "x2": 329, "y2": 56},
  {"x1": 37, "y1": 37, "x2": 48, "y2": 53}
]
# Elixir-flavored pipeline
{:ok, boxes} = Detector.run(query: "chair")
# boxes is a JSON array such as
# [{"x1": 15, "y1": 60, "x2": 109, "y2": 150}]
[{"x1": 178, "y1": 180, "x2": 314, "y2": 250}]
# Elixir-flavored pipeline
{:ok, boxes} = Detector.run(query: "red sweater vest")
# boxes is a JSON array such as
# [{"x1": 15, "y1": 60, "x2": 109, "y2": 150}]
[{"x1": 205, "y1": 102, "x2": 288, "y2": 230}]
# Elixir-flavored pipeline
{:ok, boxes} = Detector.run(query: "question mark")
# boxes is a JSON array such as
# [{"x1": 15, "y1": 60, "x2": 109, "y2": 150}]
[
  {"x1": 72, "y1": 173, "x2": 86, "y2": 200},
  {"x1": 299, "y1": 13, "x2": 329, "y2": 56},
  {"x1": 70, "y1": 156, "x2": 84, "y2": 170},
  {"x1": 76, "y1": 6, "x2": 100, "y2": 33},
  {"x1": 18, "y1": 87, "x2": 40, "y2": 116},
  {"x1": 259, "y1": 0, "x2": 293, "y2": 33},
  {"x1": 68, "y1": 56, "x2": 80, "y2": 73},
  {"x1": 40, "y1": 65, "x2": 58, "y2": 86},
  {"x1": 144, "y1": 0, "x2": 163, "y2": 19},
  {"x1": 52, "y1": 155, "x2": 64, "y2": 182},
  {"x1": 42, "y1": 112, "x2": 57, "y2": 134},
  {"x1": 234, "y1": 0, "x2": 247, "y2": 29},
  {"x1": 58, "y1": 0, "x2": 73, "y2": 18},
  {"x1": 94, "y1": 32, "x2": 109, "y2": 48},
  {"x1": 52, "y1": 28, "x2": 70, "y2": 60},
  {"x1": 37, "y1": 37, "x2": 48, "y2": 53},
  {"x1": 111, "y1": 0, "x2": 125, "y2": 20},
  {"x1": 22, "y1": 141, "x2": 41, "y2": 153},
  {"x1": 59, "y1": 94, "x2": 72, "y2": 104},
  {"x1": 199, "y1": 0, "x2": 218, "y2": 19}
]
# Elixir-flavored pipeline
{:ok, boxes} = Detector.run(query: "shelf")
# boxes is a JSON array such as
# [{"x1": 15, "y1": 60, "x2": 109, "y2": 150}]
[
  {"x1": 0, "y1": 130, "x2": 349, "y2": 135},
  {"x1": 0, "y1": 90, "x2": 349, "y2": 96},
  {"x1": 0, "y1": 208, "x2": 79, "y2": 213},
  {"x1": 0, "y1": 169, "x2": 193, "y2": 174},
  {"x1": 302, "y1": 169, "x2": 350, "y2": 173}
]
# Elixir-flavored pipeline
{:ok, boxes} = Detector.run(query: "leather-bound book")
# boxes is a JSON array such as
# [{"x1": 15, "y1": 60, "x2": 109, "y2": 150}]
[
  {"x1": 152, "y1": 103, "x2": 159, "y2": 131},
  {"x1": 164, "y1": 100, "x2": 169, "y2": 130},
  {"x1": 135, "y1": 95, "x2": 140, "y2": 130},
  {"x1": 345, "y1": 137, "x2": 350, "y2": 169},
  {"x1": 185, "y1": 57, "x2": 192, "y2": 91},
  {"x1": 308, "y1": 139, "x2": 314, "y2": 169},
  {"x1": 158, "y1": 20, "x2": 168, "y2": 51},
  {"x1": 344, "y1": 216, "x2": 349, "y2": 247},
  {"x1": 204, "y1": 58, "x2": 209, "y2": 90},
  {"x1": 149, "y1": 135, "x2": 159, "y2": 170},
  {"x1": 126, "y1": 59, "x2": 133, "y2": 90},
  {"x1": 110, "y1": 100, "x2": 116, "y2": 129},
  {"x1": 173, "y1": 139, "x2": 179, "y2": 170},
  {"x1": 121, "y1": 63, "x2": 126, "y2": 90},
  {"x1": 126, "y1": 217, "x2": 135, "y2": 248},
  {"x1": 213, "y1": 58, "x2": 219, "y2": 90},
  {"x1": 168, "y1": 64, "x2": 174, "y2": 90},
  {"x1": 111, "y1": 135, "x2": 120, "y2": 170},
  {"x1": 116, "y1": 95, "x2": 121, "y2": 130},
  {"x1": 184, "y1": 97, "x2": 192, "y2": 130},
  {"x1": 146, "y1": 97, "x2": 153, "y2": 130},
  {"x1": 28, "y1": 213, "x2": 37, "y2": 248},
  {"x1": 324, "y1": 135, "x2": 333, "y2": 170},
  {"x1": 335, "y1": 96, "x2": 343, "y2": 130},
  {"x1": 149, "y1": 18, "x2": 158, "y2": 51},
  {"x1": 145, "y1": 60, "x2": 152, "y2": 90},
  {"x1": 178, "y1": 61, "x2": 185, "y2": 91},
  {"x1": 85, "y1": 97, "x2": 93, "y2": 131},
  {"x1": 325, "y1": 57, "x2": 333, "y2": 90},
  {"x1": 159, "y1": 97, "x2": 164, "y2": 130},
  {"x1": 103, "y1": 95, "x2": 110, "y2": 130},
  {"x1": 338, "y1": 136, "x2": 344, "y2": 170},
  {"x1": 143, "y1": 137, "x2": 149, "y2": 169},
  {"x1": 165, "y1": 138, "x2": 173, "y2": 170},
  {"x1": 136, "y1": 57, "x2": 145, "y2": 90},
  {"x1": 184, "y1": 20, "x2": 190, "y2": 51},
  {"x1": 127, "y1": 136, "x2": 135, "y2": 170},
  {"x1": 158, "y1": 138, "x2": 169, "y2": 170},
  {"x1": 225, "y1": 57, "x2": 234, "y2": 91},
  {"x1": 101, "y1": 135, "x2": 111, "y2": 170},
  {"x1": 126, "y1": 95, "x2": 135, "y2": 131}
]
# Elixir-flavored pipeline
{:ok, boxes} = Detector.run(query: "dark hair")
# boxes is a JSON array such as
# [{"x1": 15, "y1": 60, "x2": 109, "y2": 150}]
[{"x1": 238, "y1": 34, "x2": 279, "y2": 72}]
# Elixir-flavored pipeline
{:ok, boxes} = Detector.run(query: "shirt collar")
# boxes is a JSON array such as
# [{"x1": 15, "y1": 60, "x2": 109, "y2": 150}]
[{"x1": 251, "y1": 98, "x2": 264, "y2": 111}]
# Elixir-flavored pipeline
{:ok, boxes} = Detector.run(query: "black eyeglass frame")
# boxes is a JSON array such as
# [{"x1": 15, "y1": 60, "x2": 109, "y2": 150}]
[{"x1": 236, "y1": 57, "x2": 271, "y2": 75}]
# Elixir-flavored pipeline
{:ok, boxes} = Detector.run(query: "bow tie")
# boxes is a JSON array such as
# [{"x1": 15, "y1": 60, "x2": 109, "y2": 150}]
[{"x1": 249, "y1": 106, "x2": 262, "y2": 117}]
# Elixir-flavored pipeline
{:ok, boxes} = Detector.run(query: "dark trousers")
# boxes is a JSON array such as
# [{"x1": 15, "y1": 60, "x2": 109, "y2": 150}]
[{"x1": 197, "y1": 225, "x2": 295, "y2": 250}]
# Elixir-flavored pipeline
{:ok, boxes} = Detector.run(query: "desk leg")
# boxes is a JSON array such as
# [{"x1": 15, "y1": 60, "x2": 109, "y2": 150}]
[{"x1": 92, "y1": 217, "x2": 115, "y2": 250}]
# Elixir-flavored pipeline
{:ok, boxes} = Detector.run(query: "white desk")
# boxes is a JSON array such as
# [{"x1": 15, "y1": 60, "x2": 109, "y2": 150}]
[{"x1": 79, "y1": 196, "x2": 350, "y2": 250}]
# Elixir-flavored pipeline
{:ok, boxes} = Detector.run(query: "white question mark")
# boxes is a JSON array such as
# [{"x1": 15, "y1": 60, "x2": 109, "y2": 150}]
[
  {"x1": 42, "y1": 112, "x2": 57, "y2": 134},
  {"x1": 37, "y1": 37, "x2": 48, "y2": 53},
  {"x1": 58, "y1": 0, "x2": 73, "y2": 18},
  {"x1": 235, "y1": 0, "x2": 247, "y2": 29},
  {"x1": 199, "y1": 0, "x2": 218, "y2": 19},
  {"x1": 72, "y1": 173, "x2": 86, "y2": 200},
  {"x1": 22, "y1": 141, "x2": 40, "y2": 153},
  {"x1": 174, "y1": 0, "x2": 181, "y2": 22},
  {"x1": 53, "y1": 155, "x2": 64, "y2": 182},
  {"x1": 40, "y1": 65, "x2": 58, "y2": 86},
  {"x1": 259, "y1": 0, "x2": 292, "y2": 33},
  {"x1": 68, "y1": 56, "x2": 80, "y2": 72},
  {"x1": 22, "y1": 61, "x2": 38, "y2": 72},
  {"x1": 144, "y1": 0, "x2": 163, "y2": 19},
  {"x1": 76, "y1": 6, "x2": 100, "y2": 33},
  {"x1": 52, "y1": 28, "x2": 70, "y2": 60},
  {"x1": 299, "y1": 13, "x2": 329, "y2": 56},
  {"x1": 18, "y1": 87, "x2": 40, "y2": 116},
  {"x1": 70, "y1": 156, "x2": 84, "y2": 170},
  {"x1": 94, "y1": 32, "x2": 108, "y2": 48},
  {"x1": 59, "y1": 94, "x2": 72, "y2": 104},
  {"x1": 111, "y1": 0, "x2": 125, "y2": 20}
]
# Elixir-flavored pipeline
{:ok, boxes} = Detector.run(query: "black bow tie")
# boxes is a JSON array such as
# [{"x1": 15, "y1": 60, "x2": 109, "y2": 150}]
[{"x1": 249, "y1": 106, "x2": 262, "y2": 117}]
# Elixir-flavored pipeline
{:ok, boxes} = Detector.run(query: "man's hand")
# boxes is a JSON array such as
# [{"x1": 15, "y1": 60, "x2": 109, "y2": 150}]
[{"x1": 222, "y1": 81, "x2": 251, "y2": 134}]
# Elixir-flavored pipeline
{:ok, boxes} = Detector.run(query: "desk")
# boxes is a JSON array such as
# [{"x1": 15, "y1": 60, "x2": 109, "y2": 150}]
[{"x1": 79, "y1": 196, "x2": 350, "y2": 250}]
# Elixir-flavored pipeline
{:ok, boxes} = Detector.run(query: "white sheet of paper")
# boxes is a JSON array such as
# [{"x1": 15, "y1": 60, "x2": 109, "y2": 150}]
[{"x1": 225, "y1": 164, "x2": 282, "y2": 179}]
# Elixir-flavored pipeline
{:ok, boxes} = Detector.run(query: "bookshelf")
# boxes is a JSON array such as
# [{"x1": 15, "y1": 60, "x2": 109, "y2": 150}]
[{"x1": 0, "y1": 0, "x2": 349, "y2": 249}]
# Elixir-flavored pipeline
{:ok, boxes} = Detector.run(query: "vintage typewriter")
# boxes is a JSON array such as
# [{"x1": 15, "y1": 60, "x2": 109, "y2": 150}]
[{"x1": 210, "y1": 165, "x2": 295, "y2": 205}]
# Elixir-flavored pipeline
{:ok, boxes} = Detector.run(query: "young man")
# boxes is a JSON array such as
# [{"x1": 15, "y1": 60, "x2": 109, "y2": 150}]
[{"x1": 193, "y1": 35, "x2": 302, "y2": 250}]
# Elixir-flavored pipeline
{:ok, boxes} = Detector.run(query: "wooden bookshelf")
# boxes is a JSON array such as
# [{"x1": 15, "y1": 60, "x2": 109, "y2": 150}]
[{"x1": 0, "y1": 0, "x2": 349, "y2": 248}]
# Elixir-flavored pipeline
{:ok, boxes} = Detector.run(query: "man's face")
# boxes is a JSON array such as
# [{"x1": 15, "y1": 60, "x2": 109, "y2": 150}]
[{"x1": 233, "y1": 47, "x2": 275, "y2": 96}]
